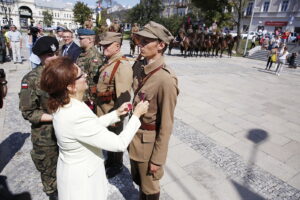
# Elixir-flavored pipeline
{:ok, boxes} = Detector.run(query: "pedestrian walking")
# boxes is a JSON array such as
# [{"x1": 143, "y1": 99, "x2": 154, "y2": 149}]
[
  {"x1": 7, "y1": 25, "x2": 22, "y2": 64},
  {"x1": 275, "y1": 46, "x2": 289, "y2": 76},
  {"x1": 97, "y1": 32, "x2": 133, "y2": 178},
  {"x1": 19, "y1": 36, "x2": 59, "y2": 200},
  {"x1": 129, "y1": 21, "x2": 179, "y2": 200},
  {"x1": 40, "y1": 56, "x2": 149, "y2": 200},
  {"x1": 265, "y1": 46, "x2": 278, "y2": 70},
  {"x1": 250, "y1": 35, "x2": 256, "y2": 49}
]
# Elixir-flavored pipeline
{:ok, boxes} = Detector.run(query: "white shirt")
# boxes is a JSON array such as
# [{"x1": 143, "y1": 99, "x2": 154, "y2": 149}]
[{"x1": 8, "y1": 30, "x2": 21, "y2": 42}]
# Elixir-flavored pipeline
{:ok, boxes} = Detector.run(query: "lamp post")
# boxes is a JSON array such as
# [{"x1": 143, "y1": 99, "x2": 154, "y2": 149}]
[{"x1": 243, "y1": 0, "x2": 257, "y2": 56}]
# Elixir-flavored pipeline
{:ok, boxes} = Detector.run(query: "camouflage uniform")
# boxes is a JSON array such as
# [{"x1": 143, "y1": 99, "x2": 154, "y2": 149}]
[
  {"x1": 0, "y1": 32, "x2": 6, "y2": 63},
  {"x1": 76, "y1": 46, "x2": 103, "y2": 103},
  {"x1": 19, "y1": 65, "x2": 58, "y2": 195}
]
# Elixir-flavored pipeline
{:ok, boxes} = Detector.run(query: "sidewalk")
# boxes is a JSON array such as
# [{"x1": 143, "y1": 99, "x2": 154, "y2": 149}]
[{"x1": 0, "y1": 41, "x2": 299, "y2": 200}]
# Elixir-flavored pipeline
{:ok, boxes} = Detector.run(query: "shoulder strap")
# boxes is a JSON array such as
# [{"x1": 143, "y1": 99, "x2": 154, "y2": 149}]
[{"x1": 108, "y1": 56, "x2": 127, "y2": 84}]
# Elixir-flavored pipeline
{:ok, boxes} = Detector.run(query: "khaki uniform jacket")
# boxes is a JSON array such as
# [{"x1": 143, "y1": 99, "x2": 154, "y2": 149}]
[
  {"x1": 19, "y1": 65, "x2": 56, "y2": 146},
  {"x1": 129, "y1": 57, "x2": 179, "y2": 165},
  {"x1": 96, "y1": 52, "x2": 133, "y2": 116}
]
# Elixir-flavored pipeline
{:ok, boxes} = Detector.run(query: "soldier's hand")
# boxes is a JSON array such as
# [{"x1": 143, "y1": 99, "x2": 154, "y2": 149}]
[
  {"x1": 116, "y1": 102, "x2": 132, "y2": 116},
  {"x1": 133, "y1": 101, "x2": 149, "y2": 118},
  {"x1": 149, "y1": 163, "x2": 161, "y2": 174}
]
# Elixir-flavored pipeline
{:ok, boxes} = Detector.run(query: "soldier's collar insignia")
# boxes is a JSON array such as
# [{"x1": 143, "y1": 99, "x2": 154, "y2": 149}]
[{"x1": 50, "y1": 44, "x2": 56, "y2": 52}]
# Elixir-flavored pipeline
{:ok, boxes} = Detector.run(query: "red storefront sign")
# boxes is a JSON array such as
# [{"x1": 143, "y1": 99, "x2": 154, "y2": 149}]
[{"x1": 265, "y1": 21, "x2": 288, "y2": 26}]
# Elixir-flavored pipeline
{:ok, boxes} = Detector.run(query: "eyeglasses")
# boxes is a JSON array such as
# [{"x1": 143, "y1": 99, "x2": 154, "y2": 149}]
[
  {"x1": 75, "y1": 72, "x2": 86, "y2": 80},
  {"x1": 79, "y1": 37, "x2": 88, "y2": 40}
]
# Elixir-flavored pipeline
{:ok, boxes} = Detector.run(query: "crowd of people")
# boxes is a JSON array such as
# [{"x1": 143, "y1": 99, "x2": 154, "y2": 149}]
[{"x1": 18, "y1": 20, "x2": 179, "y2": 200}]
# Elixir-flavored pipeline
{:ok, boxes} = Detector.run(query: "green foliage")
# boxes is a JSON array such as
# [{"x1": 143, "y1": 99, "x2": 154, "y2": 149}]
[
  {"x1": 42, "y1": 10, "x2": 53, "y2": 27},
  {"x1": 73, "y1": 1, "x2": 93, "y2": 26},
  {"x1": 126, "y1": 0, "x2": 164, "y2": 26},
  {"x1": 157, "y1": 15, "x2": 184, "y2": 36}
]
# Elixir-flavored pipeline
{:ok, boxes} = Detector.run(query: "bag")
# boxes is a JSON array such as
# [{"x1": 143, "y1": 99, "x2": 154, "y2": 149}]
[
  {"x1": 271, "y1": 54, "x2": 277, "y2": 62},
  {"x1": 97, "y1": 90, "x2": 115, "y2": 103}
]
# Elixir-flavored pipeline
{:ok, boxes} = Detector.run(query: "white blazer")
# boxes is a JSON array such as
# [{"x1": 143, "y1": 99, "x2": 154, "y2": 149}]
[{"x1": 53, "y1": 98, "x2": 141, "y2": 200}]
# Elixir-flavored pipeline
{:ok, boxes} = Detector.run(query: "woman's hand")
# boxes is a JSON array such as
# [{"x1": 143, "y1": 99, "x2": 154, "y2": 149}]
[
  {"x1": 116, "y1": 102, "x2": 132, "y2": 116},
  {"x1": 133, "y1": 101, "x2": 149, "y2": 118}
]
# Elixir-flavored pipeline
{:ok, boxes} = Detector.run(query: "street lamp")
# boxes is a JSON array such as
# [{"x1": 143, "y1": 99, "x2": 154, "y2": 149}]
[{"x1": 243, "y1": 0, "x2": 257, "y2": 56}]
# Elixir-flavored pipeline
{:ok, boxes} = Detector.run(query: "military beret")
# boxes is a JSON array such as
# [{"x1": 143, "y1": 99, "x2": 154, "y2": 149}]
[
  {"x1": 99, "y1": 32, "x2": 122, "y2": 45},
  {"x1": 134, "y1": 21, "x2": 174, "y2": 45},
  {"x1": 32, "y1": 36, "x2": 59, "y2": 56},
  {"x1": 77, "y1": 28, "x2": 95, "y2": 36},
  {"x1": 56, "y1": 26, "x2": 65, "y2": 32}
]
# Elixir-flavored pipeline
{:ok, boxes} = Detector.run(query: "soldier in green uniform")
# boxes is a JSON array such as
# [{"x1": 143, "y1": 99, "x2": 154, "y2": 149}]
[
  {"x1": 19, "y1": 36, "x2": 59, "y2": 200},
  {"x1": 76, "y1": 29, "x2": 103, "y2": 112},
  {"x1": 97, "y1": 32, "x2": 133, "y2": 178}
]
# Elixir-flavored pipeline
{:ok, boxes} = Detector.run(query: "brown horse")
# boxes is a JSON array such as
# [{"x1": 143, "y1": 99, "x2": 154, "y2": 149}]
[
  {"x1": 168, "y1": 39, "x2": 182, "y2": 55},
  {"x1": 203, "y1": 34, "x2": 213, "y2": 57},
  {"x1": 226, "y1": 35, "x2": 237, "y2": 57}
]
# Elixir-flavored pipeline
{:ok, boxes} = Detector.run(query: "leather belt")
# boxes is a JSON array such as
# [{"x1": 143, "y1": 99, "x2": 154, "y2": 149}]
[{"x1": 140, "y1": 123, "x2": 156, "y2": 131}]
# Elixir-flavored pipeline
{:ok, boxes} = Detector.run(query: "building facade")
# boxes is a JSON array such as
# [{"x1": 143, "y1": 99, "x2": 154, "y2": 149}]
[
  {"x1": 242, "y1": 0, "x2": 300, "y2": 33},
  {"x1": 0, "y1": 0, "x2": 77, "y2": 29},
  {"x1": 161, "y1": 0, "x2": 191, "y2": 17}
]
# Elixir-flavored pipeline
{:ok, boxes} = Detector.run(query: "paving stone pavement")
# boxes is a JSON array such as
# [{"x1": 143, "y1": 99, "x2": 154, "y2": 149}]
[{"x1": 0, "y1": 40, "x2": 300, "y2": 200}]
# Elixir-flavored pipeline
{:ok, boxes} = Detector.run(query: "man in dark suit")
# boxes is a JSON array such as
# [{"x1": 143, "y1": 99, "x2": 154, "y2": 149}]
[{"x1": 61, "y1": 30, "x2": 81, "y2": 62}]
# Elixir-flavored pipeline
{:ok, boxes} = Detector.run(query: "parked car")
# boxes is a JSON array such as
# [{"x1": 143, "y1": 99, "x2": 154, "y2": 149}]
[{"x1": 241, "y1": 31, "x2": 257, "y2": 40}]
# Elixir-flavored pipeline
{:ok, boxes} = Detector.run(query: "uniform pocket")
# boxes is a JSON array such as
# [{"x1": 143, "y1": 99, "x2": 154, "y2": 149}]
[{"x1": 142, "y1": 132, "x2": 156, "y2": 143}]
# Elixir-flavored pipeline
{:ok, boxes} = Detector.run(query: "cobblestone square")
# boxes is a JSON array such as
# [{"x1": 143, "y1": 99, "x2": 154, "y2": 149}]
[{"x1": 1, "y1": 40, "x2": 300, "y2": 199}]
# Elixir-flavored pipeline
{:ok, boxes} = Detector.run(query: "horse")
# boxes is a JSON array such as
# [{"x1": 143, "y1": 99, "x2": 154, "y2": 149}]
[
  {"x1": 203, "y1": 34, "x2": 213, "y2": 57},
  {"x1": 168, "y1": 39, "x2": 181, "y2": 55},
  {"x1": 226, "y1": 35, "x2": 237, "y2": 57}
]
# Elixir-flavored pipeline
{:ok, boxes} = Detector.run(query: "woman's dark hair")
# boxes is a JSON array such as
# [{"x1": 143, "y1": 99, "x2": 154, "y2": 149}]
[{"x1": 40, "y1": 57, "x2": 78, "y2": 113}]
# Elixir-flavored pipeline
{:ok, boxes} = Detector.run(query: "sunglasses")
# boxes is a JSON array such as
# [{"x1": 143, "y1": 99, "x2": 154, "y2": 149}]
[{"x1": 75, "y1": 72, "x2": 86, "y2": 80}]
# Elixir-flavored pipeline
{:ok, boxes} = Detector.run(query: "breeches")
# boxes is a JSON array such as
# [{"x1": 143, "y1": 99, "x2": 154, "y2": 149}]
[
  {"x1": 30, "y1": 145, "x2": 58, "y2": 194},
  {"x1": 130, "y1": 159, "x2": 164, "y2": 195},
  {"x1": 106, "y1": 125, "x2": 123, "y2": 166}
]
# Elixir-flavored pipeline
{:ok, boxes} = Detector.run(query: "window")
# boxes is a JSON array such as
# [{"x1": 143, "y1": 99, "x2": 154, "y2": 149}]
[
  {"x1": 263, "y1": 1, "x2": 269, "y2": 12},
  {"x1": 246, "y1": 2, "x2": 253, "y2": 15},
  {"x1": 281, "y1": 0, "x2": 289, "y2": 11}
]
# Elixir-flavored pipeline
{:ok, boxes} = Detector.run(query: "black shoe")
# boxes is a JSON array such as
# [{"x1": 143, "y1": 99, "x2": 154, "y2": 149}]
[
  {"x1": 48, "y1": 191, "x2": 58, "y2": 200},
  {"x1": 106, "y1": 165, "x2": 123, "y2": 179}
]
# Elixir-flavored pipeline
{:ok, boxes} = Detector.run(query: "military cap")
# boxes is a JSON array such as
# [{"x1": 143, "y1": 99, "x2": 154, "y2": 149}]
[
  {"x1": 77, "y1": 28, "x2": 95, "y2": 36},
  {"x1": 134, "y1": 21, "x2": 174, "y2": 44},
  {"x1": 56, "y1": 26, "x2": 65, "y2": 32},
  {"x1": 99, "y1": 32, "x2": 122, "y2": 45},
  {"x1": 32, "y1": 36, "x2": 59, "y2": 56}
]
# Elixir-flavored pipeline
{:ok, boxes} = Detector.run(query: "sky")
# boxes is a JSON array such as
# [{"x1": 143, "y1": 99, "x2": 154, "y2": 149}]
[{"x1": 71, "y1": 0, "x2": 140, "y2": 7}]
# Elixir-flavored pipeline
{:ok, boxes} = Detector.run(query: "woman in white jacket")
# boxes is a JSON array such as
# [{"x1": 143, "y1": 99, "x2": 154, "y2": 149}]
[{"x1": 40, "y1": 57, "x2": 149, "y2": 200}]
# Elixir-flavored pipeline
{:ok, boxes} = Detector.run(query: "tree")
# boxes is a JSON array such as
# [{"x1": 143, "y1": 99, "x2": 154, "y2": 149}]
[
  {"x1": 192, "y1": 0, "x2": 249, "y2": 53},
  {"x1": 126, "y1": 0, "x2": 164, "y2": 26},
  {"x1": 230, "y1": 0, "x2": 249, "y2": 52},
  {"x1": 42, "y1": 10, "x2": 53, "y2": 27},
  {"x1": 73, "y1": 1, "x2": 93, "y2": 26}
]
